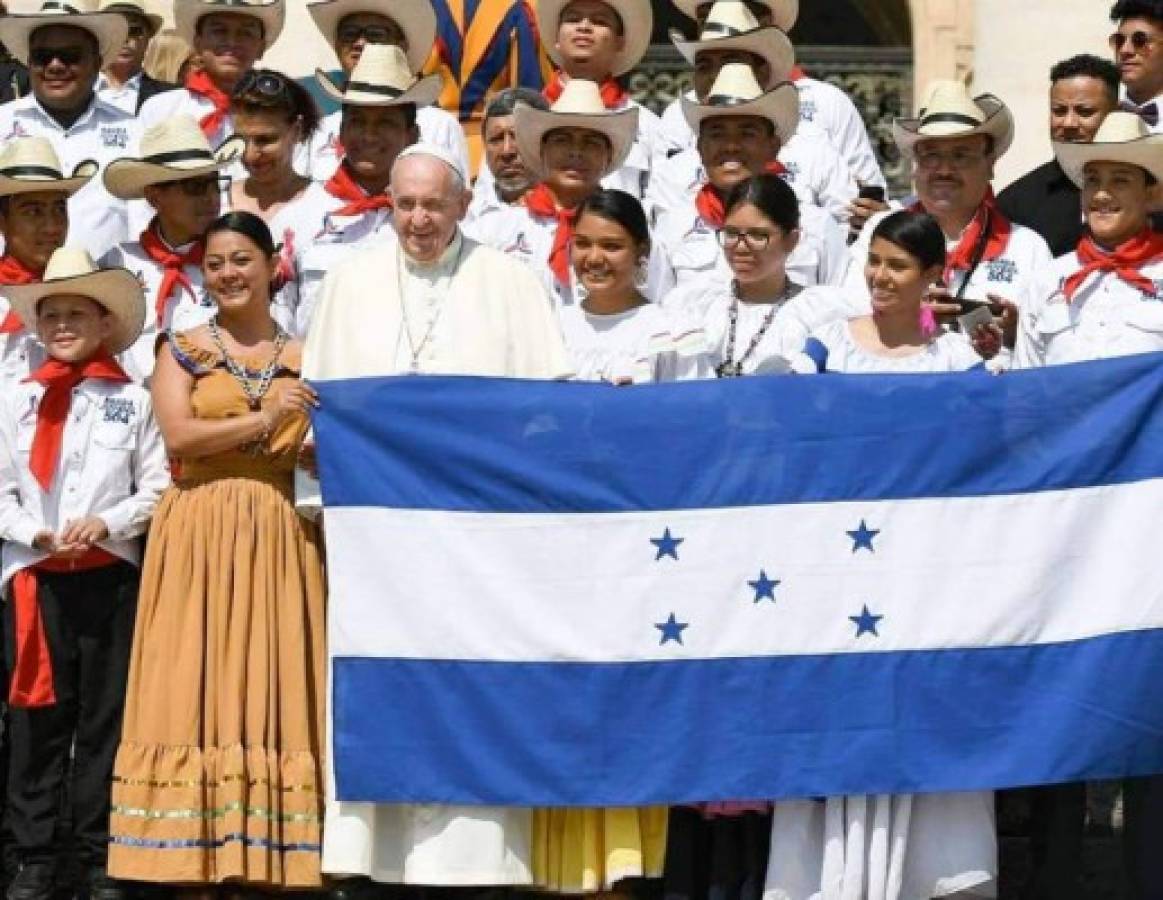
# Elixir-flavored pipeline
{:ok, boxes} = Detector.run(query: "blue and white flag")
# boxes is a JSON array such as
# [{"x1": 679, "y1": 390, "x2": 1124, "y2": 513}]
[{"x1": 314, "y1": 353, "x2": 1163, "y2": 807}]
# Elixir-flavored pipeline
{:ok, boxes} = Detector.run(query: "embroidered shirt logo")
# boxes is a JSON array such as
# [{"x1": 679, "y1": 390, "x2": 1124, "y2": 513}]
[
  {"x1": 101, "y1": 125, "x2": 130, "y2": 149},
  {"x1": 504, "y1": 232, "x2": 533, "y2": 257},
  {"x1": 1152, "y1": 279, "x2": 1163, "y2": 300},
  {"x1": 4, "y1": 121, "x2": 29, "y2": 141},
  {"x1": 986, "y1": 259, "x2": 1018, "y2": 284},
  {"x1": 102, "y1": 397, "x2": 135, "y2": 424},
  {"x1": 781, "y1": 161, "x2": 799, "y2": 183},
  {"x1": 799, "y1": 99, "x2": 817, "y2": 122}
]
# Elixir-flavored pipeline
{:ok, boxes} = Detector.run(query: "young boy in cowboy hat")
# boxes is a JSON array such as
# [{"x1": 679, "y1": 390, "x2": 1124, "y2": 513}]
[
  {"x1": 96, "y1": 0, "x2": 175, "y2": 115},
  {"x1": 0, "y1": 0, "x2": 139, "y2": 261},
  {"x1": 302, "y1": 0, "x2": 468, "y2": 182},
  {"x1": 0, "y1": 247, "x2": 167, "y2": 900},
  {"x1": 0, "y1": 138, "x2": 98, "y2": 387},
  {"x1": 101, "y1": 114, "x2": 243, "y2": 380}
]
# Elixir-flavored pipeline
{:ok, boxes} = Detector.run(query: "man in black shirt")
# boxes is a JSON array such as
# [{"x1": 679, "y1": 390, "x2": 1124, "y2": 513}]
[{"x1": 997, "y1": 54, "x2": 1119, "y2": 256}]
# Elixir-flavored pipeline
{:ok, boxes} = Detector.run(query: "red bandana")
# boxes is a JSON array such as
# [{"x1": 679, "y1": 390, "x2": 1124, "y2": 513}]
[
  {"x1": 695, "y1": 160, "x2": 789, "y2": 229},
  {"x1": 0, "y1": 255, "x2": 42, "y2": 334},
  {"x1": 543, "y1": 71, "x2": 628, "y2": 109},
  {"x1": 325, "y1": 162, "x2": 392, "y2": 217},
  {"x1": 140, "y1": 222, "x2": 204, "y2": 327},
  {"x1": 1063, "y1": 229, "x2": 1163, "y2": 301},
  {"x1": 525, "y1": 183, "x2": 578, "y2": 287},
  {"x1": 788, "y1": 65, "x2": 807, "y2": 82},
  {"x1": 185, "y1": 69, "x2": 231, "y2": 138},
  {"x1": 910, "y1": 191, "x2": 1013, "y2": 287}
]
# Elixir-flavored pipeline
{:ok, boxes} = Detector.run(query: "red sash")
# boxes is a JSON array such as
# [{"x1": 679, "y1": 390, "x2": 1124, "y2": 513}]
[
  {"x1": 694, "y1": 160, "x2": 789, "y2": 228},
  {"x1": 139, "y1": 222, "x2": 204, "y2": 327},
  {"x1": 909, "y1": 192, "x2": 1013, "y2": 287},
  {"x1": 1063, "y1": 230, "x2": 1163, "y2": 300},
  {"x1": 0, "y1": 255, "x2": 41, "y2": 333},
  {"x1": 324, "y1": 162, "x2": 393, "y2": 217},
  {"x1": 524, "y1": 183, "x2": 578, "y2": 287},
  {"x1": 185, "y1": 69, "x2": 231, "y2": 138}
]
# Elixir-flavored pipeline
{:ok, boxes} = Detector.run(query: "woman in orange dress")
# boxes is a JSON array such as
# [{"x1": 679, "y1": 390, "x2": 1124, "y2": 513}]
[{"x1": 107, "y1": 211, "x2": 325, "y2": 888}]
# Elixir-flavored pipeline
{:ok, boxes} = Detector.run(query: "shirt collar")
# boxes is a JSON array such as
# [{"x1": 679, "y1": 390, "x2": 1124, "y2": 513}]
[
  {"x1": 97, "y1": 71, "x2": 142, "y2": 94},
  {"x1": 24, "y1": 92, "x2": 117, "y2": 132}
]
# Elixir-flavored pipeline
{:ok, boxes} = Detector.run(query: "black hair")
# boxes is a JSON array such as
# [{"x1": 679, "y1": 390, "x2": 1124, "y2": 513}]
[
  {"x1": 870, "y1": 210, "x2": 947, "y2": 271},
  {"x1": 1111, "y1": 0, "x2": 1163, "y2": 22},
  {"x1": 722, "y1": 174, "x2": 800, "y2": 232},
  {"x1": 204, "y1": 211, "x2": 277, "y2": 258},
  {"x1": 575, "y1": 188, "x2": 651, "y2": 254},
  {"x1": 342, "y1": 101, "x2": 417, "y2": 131},
  {"x1": 483, "y1": 87, "x2": 549, "y2": 129},
  {"x1": 231, "y1": 69, "x2": 321, "y2": 141},
  {"x1": 1050, "y1": 54, "x2": 1121, "y2": 100}
]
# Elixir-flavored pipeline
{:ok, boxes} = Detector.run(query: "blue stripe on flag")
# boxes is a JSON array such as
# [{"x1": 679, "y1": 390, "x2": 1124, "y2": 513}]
[
  {"x1": 313, "y1": 352, "x2": 1163, "y2": 513},
  {"x1": 332, "y1": 629, "x2": 1163, "y2": 805}
]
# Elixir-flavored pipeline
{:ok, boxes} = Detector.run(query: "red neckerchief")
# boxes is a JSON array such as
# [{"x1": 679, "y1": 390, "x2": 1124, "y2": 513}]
[
  {"x1": 788, "y1": 65, "x2": 807, "y2": 82},
  {"x1": 325, "y1": 162, "x2": 392, "y2": 217},
  {"x1": 910, "y1": 191, "x2": 1012, "y2": 286},
  {"x1": 1063, "y1": 229, "x2": 1163, "y2": 300},
  {"x1": 524, "y1": 183, "x2": 578, "y2": 287},
  {"x1": 139, "y1": 222, "x2": 204, "y2": 327},
  {"x1": 185, "y1": 69, "x2": 231, "y2": 138},
  {"x1": 0, "y1": 255, "x2": 42, "y2": 334},
  {"x1": 24, "y1": 353, "x2": 130, "y2": 492},
  {"x1": 695, "y1": 160, "x2": 789, "y2": 228},
  {"x1": 543, "y1": 71, "x2": 627, "y2": 109}
]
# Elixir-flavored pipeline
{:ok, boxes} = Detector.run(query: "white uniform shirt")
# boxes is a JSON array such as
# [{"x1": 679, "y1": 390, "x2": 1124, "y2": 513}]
[
  {"x1": 138, "y1": 87, "x2": 232, "y2": 150},
  {"x1": 0, "y1": 298, "x2": 45, "y2": 389},
  {"x1": 1014, "y1": 252, "x2": 1163, "y2": 368},
  {"x1": 300, "y1": 105, "x2": 471, "y2": 182},
  {"x1": 96, "y1": 71, "x2": 143, "y2": 117},
  {"x1": 463, "y1": 174, "x2": 515, "y2": 235},
  {"x1": 558, "y1": 301, "x2": 708, "y2": 383},
  {"x1": 0, "y1": 377, "x2": 169, "y2": 586},
  {"x1": 0, "y1": 94, "x2": 140, "y2": 260}
]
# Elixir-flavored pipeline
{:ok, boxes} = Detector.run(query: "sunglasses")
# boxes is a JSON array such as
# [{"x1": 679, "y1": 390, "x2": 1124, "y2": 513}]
[
  {"x1": 1110, "y1": 30, "x2": 1160, "y2": 52},
  {"x1": 164, "y1": 175, "x2": 231, "y2": 197},
  {"x1": 233, "y1": 70, "x2": 290, "y2": 100},
  {"x1": 29, "y1": 46, "x2": 87, "y2": 67},
  {"x1": 337, "y1": 25, "x2": 396, "y2": 45},
  {"x1": 126, "y1": 24, "x2": 147, "y2": 38}
]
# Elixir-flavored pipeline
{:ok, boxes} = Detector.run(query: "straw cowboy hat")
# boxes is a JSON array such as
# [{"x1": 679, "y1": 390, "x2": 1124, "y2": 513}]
[
  {"x1": 681, "y1": 62, "x2": 800, "y2": 146},
  {"x1": 673, "y1": 0, "x2": 798, "y2": 33},
  {"x1": 0, "y1": 0, "x2": 129, "y2": 69},
  {"x1": 671, "y1": 1, "x2": 794, "y2": 86},
  {"x1": 99, "y1": 0, "x2": 164, "y2": 34},
  {"x1": 174, "y1": 0, "x2": 284, "y2": 50},
  {"x1": 514, "y1": 78, "x2": 639, "y2": 181},
  {"x1": 1055, "y1": 111, "x2": 1163, "y2": 188},
  {"x1": 307, "y1": 0, "x2": 435, "y2": 73},
  {"x1": 316, "y1": 43, "x2": 442, "y2": 108},
  {"x1": 103, "y1": 115, "x2": 244, "y2": 200},
  {"x1": 2, "y1": 248, "x2": 145, "y2": 355},
  {"x1": 892, "y1": 79, "x2": 1015, "y2": 160},
  {"x1": 538, "y1": 0, "x2": 652, "y2": 78},
  {"x1": 0, "y1": 137, "x2": 97, "y2": 199}
]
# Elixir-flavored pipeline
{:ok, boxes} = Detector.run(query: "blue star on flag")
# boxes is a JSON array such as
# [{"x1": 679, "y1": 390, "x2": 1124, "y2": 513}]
[
  {"x1": 748, "y1": 570, "x2": 780, "y2": 603},
  {"x1": 849, "y1": 604, "x2": 884, "y2": 637},
  {"x1": 847, "y1": 519, "x2": 880, "y2": 553},
  {"x1": 655, "y1": 613, "x2": 689, "y2": 645},
  {"x1": 650, "y1": 527, "x2": 684, "y2": 561}
]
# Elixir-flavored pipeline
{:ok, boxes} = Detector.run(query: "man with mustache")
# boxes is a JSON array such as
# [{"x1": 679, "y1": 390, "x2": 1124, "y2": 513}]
[{"x1": 464, "y1": 88, "x2": 549, "y2": 233}]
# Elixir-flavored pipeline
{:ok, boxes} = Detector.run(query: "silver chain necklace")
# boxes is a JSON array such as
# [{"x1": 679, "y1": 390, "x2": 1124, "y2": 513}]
[
  {"x1": 715, "y1": 281, "x2": 798, "y2": 378},
  {"x1": 207, "y1": 316, "x2": 289, "y2": 410}
]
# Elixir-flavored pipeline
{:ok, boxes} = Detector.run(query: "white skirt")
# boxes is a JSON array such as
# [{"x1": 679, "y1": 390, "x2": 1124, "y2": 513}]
[{"x1": 764, "y1": 792, "x2": 997, "y2": 900}]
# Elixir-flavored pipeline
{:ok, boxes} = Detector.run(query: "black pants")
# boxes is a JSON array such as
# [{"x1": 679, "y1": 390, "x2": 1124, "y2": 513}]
[
  {"x1": 1124, "y1": 775, "x2": 1163, "y2": 900},
  {"x1": 1018, "y1": 782, "x2": 1086, "y2": 900},
  {"x1": 3, "y1": 561, "x2": 138, "y2": 869}
]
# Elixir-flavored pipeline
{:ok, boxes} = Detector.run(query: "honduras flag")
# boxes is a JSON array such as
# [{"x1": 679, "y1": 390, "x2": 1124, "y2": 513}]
[{"x1": 313, "y1": 353, "x2": 1163, "y2": 807}]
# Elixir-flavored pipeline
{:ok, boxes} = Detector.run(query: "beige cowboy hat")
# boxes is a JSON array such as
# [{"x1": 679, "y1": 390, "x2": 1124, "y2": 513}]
[
  {"x1": 99, "y1": 0, "x2": 164, "y2": 34},
  {"x1": 0, "y1": 137, "x2": 97, "y2": 199},
  {"x1": 103, "y1": 115, "x2": 244, "y2": 200},
  {"x1": 681, "y1": 62, "x2": 800, "y2": 145},
  {"x1": 673, "y1": 0, "x2": 797, "y2": 32},
  {"x1": 538, "y1": 0, "x2": 652, "y2": 77},
  {"x1": 307, "y1": 0, "x2": 435, "y2": 74},
  {"x1": 0, "y1": 0, "x2": 129, "y2": 69},
  {"x1": 1055, "y1": 111, "x2": 1163, "y2": 188},
  {"x1": 2, "y1": 248, "x2": 145, "y2": 355},
  {"x1": 892, "y1": 79, "x2": 1014, "y2": 160},
  {"x1": 671, "y1": 1, "x2": 794, "y2": 86},
  {"x1": 316, "y1": 43, "x2": 442, "y2": 108},
  {"x1": 174, "y1": 0, "x2": 284, "y2": 50},
  {"x1": 514, "y1": 77, "x2": 639, "y2": 181}
]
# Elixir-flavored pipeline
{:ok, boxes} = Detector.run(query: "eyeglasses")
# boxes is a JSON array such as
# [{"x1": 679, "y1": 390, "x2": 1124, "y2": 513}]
[
  {"x1": 914, "y1": 149, "x2": 988, "y2": 171},
  {"x1": 1110, "y1": 30, "x2": 1160, "y2": 53},
  {"x1": 233, "y1": 70, "x2": 290, "y2": 100},
  {"x1": 716, "y1": 227, "x2": 772, "y2": 249},
  {"x1": 337, "y1": 24, "x2": 396, "y2": 45},
  {"x1": 163, "y1": 174, "x2": 231, "y2": 197},
  {"x1": 126, "y1": 23, "x2": 147, "y2": 38},
  {"x1": 29, "y1": 46, "x2": 86, "y2": 67}
]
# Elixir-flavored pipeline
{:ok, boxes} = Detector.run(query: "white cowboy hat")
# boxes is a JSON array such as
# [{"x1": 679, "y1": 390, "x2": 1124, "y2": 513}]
[
  {"x1": 307, "y1": 0, "x2": 435, "y2": 74},
  {"x1": 1055, "y1": 111, "x2": 1163, "y2": 189},
  {"x1": 0, "y1": 0, "x2": 129, "y2": 69},
  {"x1": 681, "y1": 62, "x2": 799, "y2": 145},
  {"x1": 513, "y1": 78, "x2": 639, "y2": 181},
  {"x1": 2, "y1": 248, "x2": 145, "y2": 355},
  {"x1": 671, "y1": 1, "x2": 794, "y2": 86},
  {"x1": 538, "y1": 0, "x2": 652, "y2": 77},
  {"x1": 99, "y1": 0, "x2": 164, "y2": 34},
  {"x1": 0, "y1": 137, "x2": 97, "y2": 199},
  {"x1": 892, "y1": 80, "x2": 1014, "y2": 160},
  {"x1": 174, "y1": 0, "x2": 284, "y2": 50},
  {"x1": 672, "y1": 0, "x2": 797, "y2": 32},
  {"x1": 316, "y1": 43, "x2": 442, "y2": 108},
  {"x1": 103, "y1": 115, "x2": 244, "y2": 200}
]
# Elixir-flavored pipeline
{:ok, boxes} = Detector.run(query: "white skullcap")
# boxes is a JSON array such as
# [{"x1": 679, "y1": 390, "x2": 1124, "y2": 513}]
[{"x1": 393, "y1": 142, "x2": 468, "y2": 186}]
